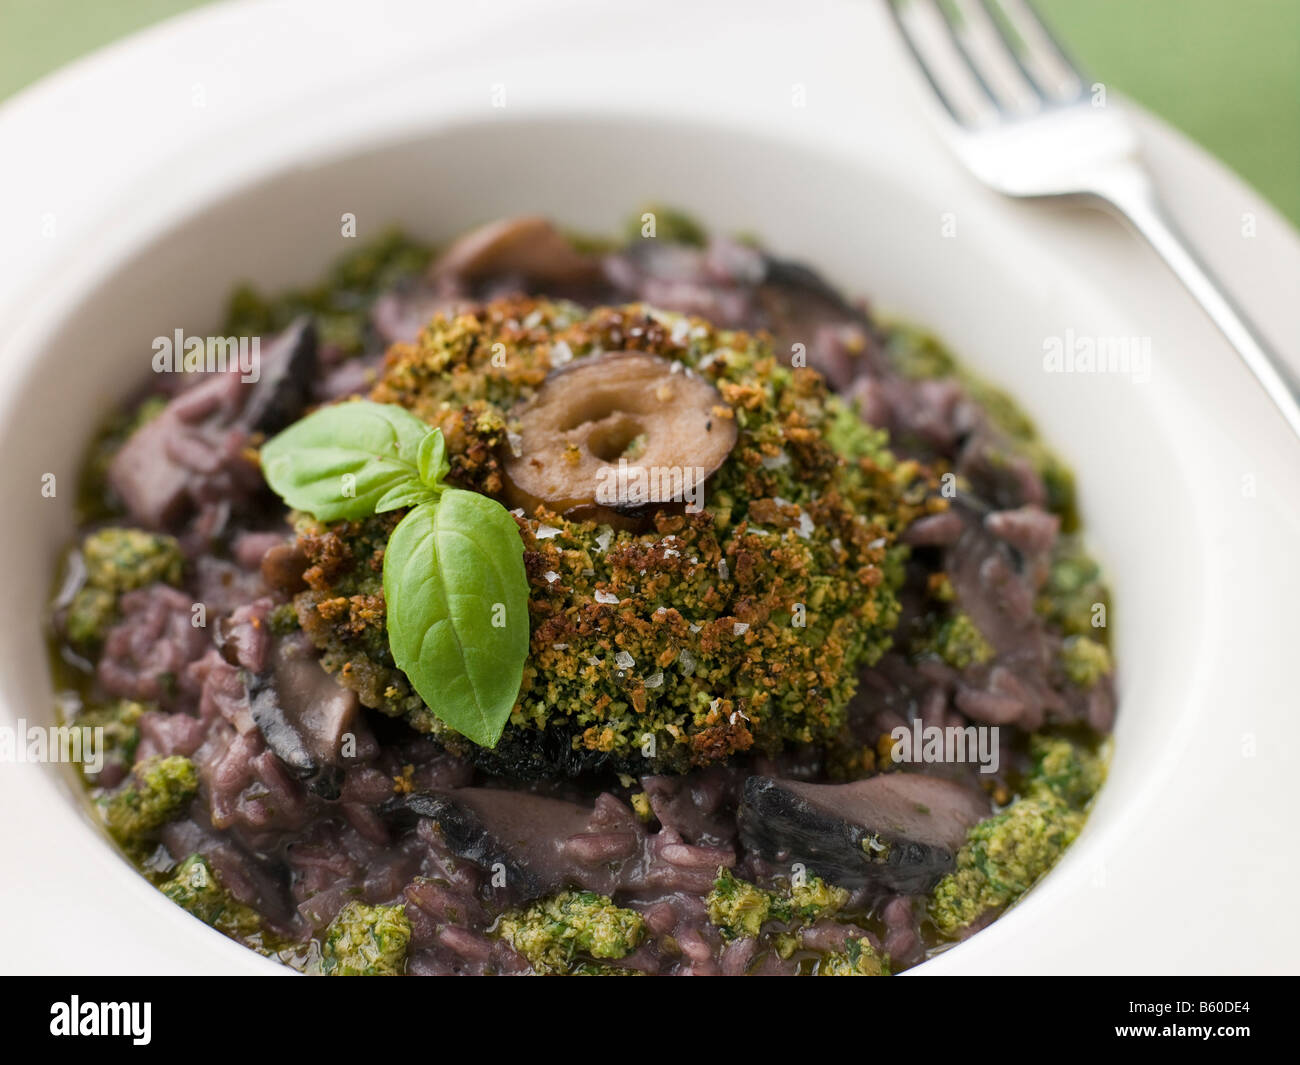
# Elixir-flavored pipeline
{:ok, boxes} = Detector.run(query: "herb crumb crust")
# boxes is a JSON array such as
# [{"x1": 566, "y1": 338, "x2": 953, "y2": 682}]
[{"x1": 294, "y1": 297, "x2": 935, "y2": 774}]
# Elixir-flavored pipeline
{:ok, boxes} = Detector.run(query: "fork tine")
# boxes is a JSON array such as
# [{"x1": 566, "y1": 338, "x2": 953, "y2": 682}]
[
  {"x1": 947, "y1": 0, "x2": 1041, "y2": 113},
  {"x1": 929, "y1": 0, "x2": 1008, "y2": 113},
  {"x1": 970, "y1": 0, "x2": 1050, "y2": 104},
  {"x1": 887, "y1": 0, "x2": 999, "y2": 127},
  {"x1": 986, "y1": 0, "x2": 1086, "y2": 101}
]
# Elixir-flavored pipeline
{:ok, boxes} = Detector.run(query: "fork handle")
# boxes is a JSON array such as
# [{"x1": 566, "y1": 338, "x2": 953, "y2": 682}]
[{"x1": 1088, "y1": 167, "x2": 1300, "y2": 440}]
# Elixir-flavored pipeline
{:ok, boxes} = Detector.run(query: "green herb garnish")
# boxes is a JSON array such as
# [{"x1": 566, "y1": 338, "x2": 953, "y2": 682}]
[{"x1": 260, "y1": 401, "x2": 529, "y2": 747}]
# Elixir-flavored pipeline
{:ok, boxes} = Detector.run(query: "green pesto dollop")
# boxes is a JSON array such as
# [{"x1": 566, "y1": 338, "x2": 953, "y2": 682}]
[
  {"x1": 1038, "y1": 533, "x2": 1110, "y2": 638},
  {"x1": 913, "y1": 610, "x2": 995, "y2": 670},
  {"x1": 101, "y1": 755, "x2": 198, "y2": 849},
  {"x1": 929, "y1": 737, "x2": 1104, "y2": 935},
  {"x1": 64, "y1": 527, "x2": 183, "y2": 647},
  {"x1": 321, "y1": 901, "x2": 411, "y2": 976},
  {"x1": 160, "y1": 854, "x2": 264, "y2": 939},
  {"x1": 817, "y1": 936, "x2": 890, "y2": 977},
  {"x1": 706, "y1": 867, "x2": 849, "y2": 941},
  {"x1": 1060, "y1": 634, "x2": 1112, "y2": 689},
  {"x1": 495, "y1": 891, "x2": 645, "y2": 974},
  {"x1": 72, "y1": 699, "x2": 145, "y2": 782}
]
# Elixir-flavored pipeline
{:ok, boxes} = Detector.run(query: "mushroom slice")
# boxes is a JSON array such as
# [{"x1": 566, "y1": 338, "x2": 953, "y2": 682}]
[
  {"x1": 246, "y1": 636, "x2": 360, "y2": 799},
  {"x1": 501, "y1": 351, "x2": 738, "y2": 527},
  {"x1": 389, "y1": 789, "x2": 642, "y2": 901},
  {"x1": 429, "y1": 216, "x2": 601, "y2": 286},
  {"x1": 239, "y1": 316, "x2": 317, "y2": 434},
  {"x1": 737, "y1": 774, "x2": 991, "y2": 895}
]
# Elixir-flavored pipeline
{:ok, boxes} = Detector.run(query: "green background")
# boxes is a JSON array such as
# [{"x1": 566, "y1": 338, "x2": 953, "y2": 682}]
[{"x1": 1, "y1": 0, "x2": 1297, "y2": 225}]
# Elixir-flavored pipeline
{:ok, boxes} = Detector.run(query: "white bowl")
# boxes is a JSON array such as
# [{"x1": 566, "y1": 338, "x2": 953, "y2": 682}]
[{"x1": 1, "y1": 0, "x2": 1297, "y2": 975}]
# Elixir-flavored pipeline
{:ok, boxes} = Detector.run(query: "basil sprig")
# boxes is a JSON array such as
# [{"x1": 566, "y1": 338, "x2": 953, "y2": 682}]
[{"x1": 260, "y1": 401, "x2": 529, "y2": 747}]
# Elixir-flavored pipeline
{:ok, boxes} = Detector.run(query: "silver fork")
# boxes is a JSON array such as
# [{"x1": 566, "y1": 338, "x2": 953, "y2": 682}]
[{"x1": 887, "y1": 0, "x2": 1300, "y2": 439}]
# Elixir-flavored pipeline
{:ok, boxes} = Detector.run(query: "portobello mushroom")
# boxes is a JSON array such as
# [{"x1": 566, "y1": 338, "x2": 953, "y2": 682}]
[
  {"x1": 388, "y1": 788, "x2": 643, "y2": 900},
  {"x1": 246, "y1": 636, "x2": 361, "y2": 799},
  {"x1": 239, "y1": 316, "x2": 317, "y2": 433},
  {"x1": 737, "y1": 773, "x2": 990, "y2": 894},
  {"x1": 429, "y1": 216, "x2": 602, "y2": 288}
]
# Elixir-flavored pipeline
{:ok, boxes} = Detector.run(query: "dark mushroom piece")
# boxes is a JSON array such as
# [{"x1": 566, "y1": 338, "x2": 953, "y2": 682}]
[
  {"x1": 107, "y1": 318, "x2": 318, "y2": 530},
  {"x1": 738, "y1": 774, "x2": 991, "y2": 895},
  {"x1": 388, "y1": 788, "x2": 644, "y2": 901},
  {"x1": 500, "y1": 351, "x2": 738, "y2": 529},
  {"x1": 239, "y1": 317, "x2": 317, "y2": 434},
  {"x1": 429, "y1": 216, "x2": 602, "y2": 288},
  {"x1": 245, "y1": 636, "x2": 361, "y2": 800}
]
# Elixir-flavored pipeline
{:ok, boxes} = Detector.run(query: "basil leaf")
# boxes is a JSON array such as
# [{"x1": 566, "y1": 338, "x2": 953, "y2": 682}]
[
  {"x1": 383, "y1": 490, "x2": 529, "y2": 747},
  {"x1": 260, "y1": 401, "x2": 433, "y2": 522},
  {"x1": 417, "y1": 428, "x2": 450, "y2": 488},
  {"x1": 374, "y1": 481, "x2": 439, "y2": 514}
]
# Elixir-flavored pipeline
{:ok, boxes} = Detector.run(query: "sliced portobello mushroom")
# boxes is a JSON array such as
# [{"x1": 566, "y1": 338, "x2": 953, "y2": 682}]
[
  {"x1": 738, "y1": 773, "x2": 991, "y2": 895},
  {"x1": 246, "y1": 636, "x2": 360, "y2": 799},
  {"x1": 239, "y1": 316, "x2": 317, "y2": 434},
  {"x1": 388, "y1": 788, "x2": 642, "y2": 900},
  {"x1": 429, "y1": 216, "x2": 602, "y2": 287},
  {"x1": 501, "y1": 350, "x2": 738, "y2": 529}
]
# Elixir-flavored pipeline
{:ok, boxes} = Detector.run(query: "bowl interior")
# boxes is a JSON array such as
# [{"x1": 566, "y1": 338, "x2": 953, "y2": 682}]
[{"x1": 0, "y1": 114, "x2": 1205, "y2": 970}]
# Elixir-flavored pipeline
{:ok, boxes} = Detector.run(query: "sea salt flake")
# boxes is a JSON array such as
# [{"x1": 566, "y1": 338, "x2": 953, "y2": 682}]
[
  {"x1": 523, "y1": 310, "x2": 543, "y2": 329},
  {"x1": 717, "y1": 558, "x2": 729, "y2": 580},
  {"x1": 595, "y1": 528, "x2": 613, "y2": 552},
  {"x1": 614, "y1": 651, "x2": 635, "y2": 669},
  {"x1": 544, "y1": 570, "x2": 560, "y2": 584},
  {"x1": 679, "y1": 649, "x2": 697, "y2": 675},
  {"x1": 644, "y1": 672, "x2": 664, "y2": 689},
  {"x1": 733, "y1": 622, "x2": 749, "y2": 636},
  {"x1": 761, "y1": 450, "x2": 790, "y2": 470},
  {"x1": 795, "y1": 512, "x2": 815, "y2": 539},
  {"x1": 536, "y1": 524, "x2": 562, "y2": 540},
  {"x1": 595, "y1": 589, "x2": 620, "y2": 605},
  {"x1": 551, "y1": 340, "x2": 574, "y2": 365},
  {"x1": 506, "y1": 431, "x2": 523, "y2": 457}
]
